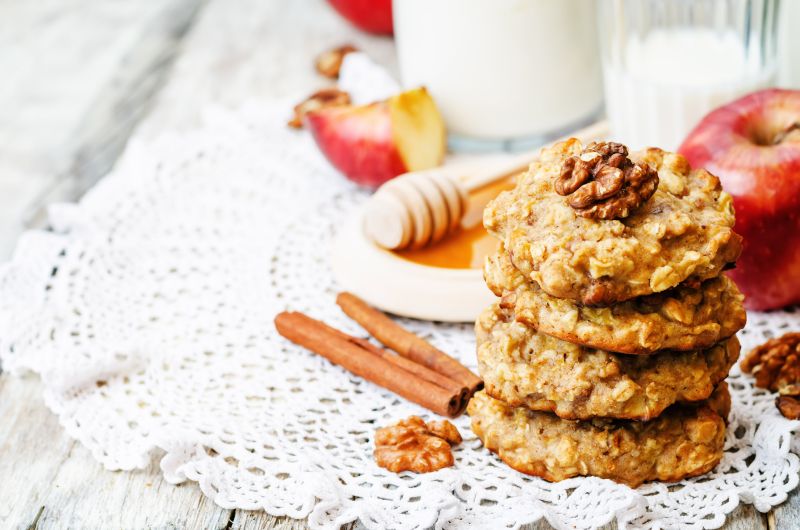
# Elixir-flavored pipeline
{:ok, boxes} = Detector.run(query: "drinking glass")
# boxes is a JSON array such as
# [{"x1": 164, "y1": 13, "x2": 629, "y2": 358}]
[
  {"x1": 597, "y1": 0, "x2": 780, "y2": 150},
  {"x1": 394, "y1": 0, "x2": 603, "y2": 152}
]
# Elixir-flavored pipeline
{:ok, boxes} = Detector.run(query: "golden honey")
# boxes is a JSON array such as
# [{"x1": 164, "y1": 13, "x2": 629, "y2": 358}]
[{"x1": 395, "y1": 177, "x2": 516, "y2": 269}]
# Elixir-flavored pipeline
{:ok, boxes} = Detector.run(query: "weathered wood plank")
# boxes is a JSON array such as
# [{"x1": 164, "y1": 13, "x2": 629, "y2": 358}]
[
  {"x1": 726, "y1": 504, "x2": 768, "y2": 530},
  {"x1": 41, "y1": 445, "x2": 233, "y2": 529},
  {"x1": 0, "y1": 375, "x2": 78, "y2": 529},
  {"x1": 772, "y1": 491, "x2": 800, "y2": 530},
  {"x1": 0, "y1": 375, "x2": 234, "y2": 530},
  {"x1": 232, "y1": 511, "x2": 336, "y2": 530},
  {"x1": 133, "y1": 0, "x2": 397, "y2": 139},
  {"x1": 0, "y1": 169, "x2": 56, "y2": 259},
  {"x1": 0, "y1": 0, "x2": 206, "y2": 259}
]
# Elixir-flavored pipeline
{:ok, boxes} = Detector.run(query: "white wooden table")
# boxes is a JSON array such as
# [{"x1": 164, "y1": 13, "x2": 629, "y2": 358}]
[{"x1": 0, "y1": 1, "x2": 797, "y2": 528}]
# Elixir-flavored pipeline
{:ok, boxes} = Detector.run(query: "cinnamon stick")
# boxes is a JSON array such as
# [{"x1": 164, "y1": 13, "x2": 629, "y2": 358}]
[
  {"x1": 336, "y1": 292, "x2": 483, "y2": 395},
  {"x1": 274, "y1": 311, "x2": 466, "y2": 417},
  {"x1": 326, "y1": 327, "x2": 469, "y2": 402}
]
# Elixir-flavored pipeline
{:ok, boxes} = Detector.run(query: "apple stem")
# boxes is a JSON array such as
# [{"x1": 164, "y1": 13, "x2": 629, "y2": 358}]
[{"x1": 773, "y1": 122, "x2": 800, "y2": 145}]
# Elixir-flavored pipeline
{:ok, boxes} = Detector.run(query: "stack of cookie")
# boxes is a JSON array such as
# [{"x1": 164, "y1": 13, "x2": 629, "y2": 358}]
[{"x1": 468, "y1": 139, "x2": 746, "y2": 487}]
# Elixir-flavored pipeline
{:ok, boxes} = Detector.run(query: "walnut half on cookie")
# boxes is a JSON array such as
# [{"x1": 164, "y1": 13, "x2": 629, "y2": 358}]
[
  {"x1": 374, "y1": 416, "x2": 462, "y2": 473},
  {"x1": 556, "y1": 141, "x2": 659, "y2": 220},
  {"x1": 483, "y1": 138, "x2": 742, "y2": 305}
]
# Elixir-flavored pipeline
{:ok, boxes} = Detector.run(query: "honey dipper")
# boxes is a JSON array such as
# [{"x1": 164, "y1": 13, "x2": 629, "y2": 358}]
[{"x1": 365, "y1": 120, "x2": 609, "y2": 250}]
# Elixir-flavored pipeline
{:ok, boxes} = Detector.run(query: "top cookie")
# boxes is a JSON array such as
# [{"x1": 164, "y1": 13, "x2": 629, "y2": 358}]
[{"x1": 484, "y1": 139, "x2": 742, "y2": 305}]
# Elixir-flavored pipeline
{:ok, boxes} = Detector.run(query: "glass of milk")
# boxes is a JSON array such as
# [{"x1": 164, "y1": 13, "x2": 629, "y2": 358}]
[
  {"x1": 598, "y1": 0, "x2": 779, "y2": 151},
  {"x1": 393, "y1": 0, "x2": 603, "y2": 152},
  {"x1": 778, "y1": 0, "x2": 800, "y2": 88}
]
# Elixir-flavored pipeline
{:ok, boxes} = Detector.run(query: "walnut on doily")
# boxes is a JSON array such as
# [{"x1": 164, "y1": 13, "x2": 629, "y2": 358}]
[
  {"x1": 374, "y1": 416, "x2": 462, "y2": 473},
  {"x1": 556, "y1": 141, "x2": 659, "y2": 220},
  {"x1": 741, "y1": 332, "x2": 800, "y2": 419}
]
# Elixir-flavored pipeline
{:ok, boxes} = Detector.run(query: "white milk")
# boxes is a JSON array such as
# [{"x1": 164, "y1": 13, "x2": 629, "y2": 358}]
[
  {"x1": 393, "y1": 0, "x2": 602, "y2": 145},
  {"x1": 604, "y1": 29, "x2": 775, "y2": 150},
  {"x1": 779, "y1": 0, "x2": 800, "y2": 88}
]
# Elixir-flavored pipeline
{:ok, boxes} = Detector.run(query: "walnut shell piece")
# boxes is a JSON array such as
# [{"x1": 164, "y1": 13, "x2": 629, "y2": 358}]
[
  {"x1": 315, "y1": 44, "x2": 358, "y2": 79},
  {"x1": 374, "y1": 416, "x2": 461, "y2": 473},
  {"x1": 555, "y1": 141, "x2": 659, "y2": 220},
  {"x1": 287, "y1": 88, "x2": 351, "y2": 129},
  {"x1": 741, "y1": 332, "x2": 800, "y2": 419}
]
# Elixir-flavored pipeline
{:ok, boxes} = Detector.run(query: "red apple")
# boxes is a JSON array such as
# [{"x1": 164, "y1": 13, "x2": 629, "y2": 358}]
[
  {"x1": 327, "y1": 0, "x2": 393, "y2": 35},
  {"x1": 306, "y1": 87, "x2": 446, "y2": 188},
  {"x1": 678, "y1": 88, "x2": 800, "y2": 310}
]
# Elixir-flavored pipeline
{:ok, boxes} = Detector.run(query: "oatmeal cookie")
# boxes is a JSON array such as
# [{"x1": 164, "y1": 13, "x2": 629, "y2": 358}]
[
  {"x1": 484, "y1": 249, "x2": 746, "y2": 354},
  {"x1": 484, "y1": 139, "x2": 742, "y2": 305},
  {"x1": 476, "y1": 303, "x2": 739, "y2": 420},
  {"x1": 467, "y1": 383, "x2": 730, "y2": 487}
]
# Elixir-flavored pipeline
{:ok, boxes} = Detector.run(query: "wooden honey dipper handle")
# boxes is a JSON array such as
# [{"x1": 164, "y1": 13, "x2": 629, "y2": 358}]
[
  {"x1": 458, "y1": 119, "x2": 611, "y2": 192},
  {"x1": 366, "y1": 120, "x2": 609, "y2": 250}
]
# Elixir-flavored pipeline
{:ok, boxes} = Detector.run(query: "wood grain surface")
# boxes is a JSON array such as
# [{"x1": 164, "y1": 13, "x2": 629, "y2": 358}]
[{"x1": 0, "y1": 0, "x2": 795, "y2": 528}]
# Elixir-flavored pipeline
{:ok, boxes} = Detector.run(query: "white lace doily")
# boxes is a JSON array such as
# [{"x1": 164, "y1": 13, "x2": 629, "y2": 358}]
[{"x1": 1, "y1": 102, "x2": 799, "y2": 530}]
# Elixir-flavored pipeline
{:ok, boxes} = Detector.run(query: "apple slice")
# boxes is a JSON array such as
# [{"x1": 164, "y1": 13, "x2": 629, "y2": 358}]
[
  {"x1": 306, "y1": 87, "x2": 446, "y2": 188},
  {"x1": 678, "y1": 88, "x2": 800, "y2": 310}
]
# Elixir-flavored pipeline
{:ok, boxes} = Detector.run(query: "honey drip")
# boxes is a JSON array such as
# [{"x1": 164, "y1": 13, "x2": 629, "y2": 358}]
[{"x1": 394, "y1": 177, "x2": 516, "y2": 269}]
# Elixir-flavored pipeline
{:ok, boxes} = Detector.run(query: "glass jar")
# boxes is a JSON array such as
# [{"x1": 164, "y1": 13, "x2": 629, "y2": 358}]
[
  {"x1": 778, "y1": 0, "x2": 800, "y2": 88},
  {"x1": 393, "y1": 0, "x2": 603, "y2": 152},
  {"x1": 597, "y1": 0, "x2": 780, "y2": 150}
]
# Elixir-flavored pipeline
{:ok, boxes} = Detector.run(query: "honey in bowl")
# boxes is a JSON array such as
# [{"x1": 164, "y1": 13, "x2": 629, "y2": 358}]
[{"x1": 394, "y1": 177, "x2": 517, "y2": 269}]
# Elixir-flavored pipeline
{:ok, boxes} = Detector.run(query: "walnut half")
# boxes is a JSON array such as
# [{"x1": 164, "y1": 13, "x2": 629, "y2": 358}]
[
  {"x1": 556, "y1": 141, "x2": 659, "y2": 220},
  {"x1": 374, "y1": 416, "x2": 462, "y2": 473},
  {"x1": 741, "y1": 332, "x2": 800, "y2": 419}
]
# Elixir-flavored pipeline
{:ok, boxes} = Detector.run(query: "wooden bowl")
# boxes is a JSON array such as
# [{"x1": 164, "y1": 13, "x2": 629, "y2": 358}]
[{"x1": 331, "y1": 206, "x2": 494, "y2": 322}]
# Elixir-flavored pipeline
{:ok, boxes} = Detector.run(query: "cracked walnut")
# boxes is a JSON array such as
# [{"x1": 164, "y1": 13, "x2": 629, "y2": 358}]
[
  {"x1": 374, "y1": 416, "x2": 462, "y2": 473},
  {"x1": 556, "y1": 141, "x2": 659, "y2": 220},
  {"x1": 741, "y1": 332, "x2": 800, "y2": 419}
]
